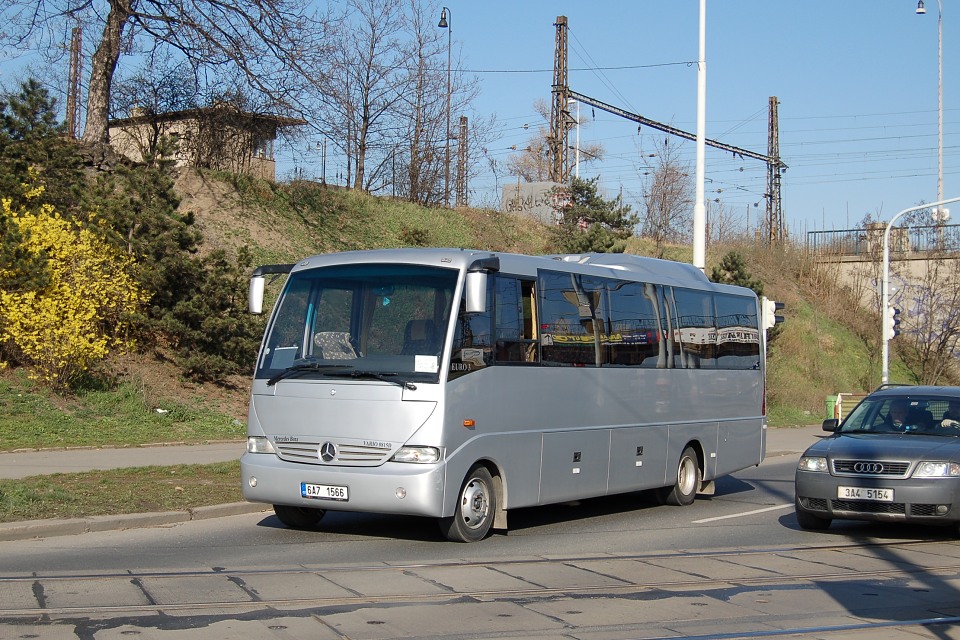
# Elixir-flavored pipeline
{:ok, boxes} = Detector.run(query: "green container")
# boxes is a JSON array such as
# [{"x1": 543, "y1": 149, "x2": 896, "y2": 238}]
[{"x1": 825, "y1": 395, "x2": 838, "y2": 420}]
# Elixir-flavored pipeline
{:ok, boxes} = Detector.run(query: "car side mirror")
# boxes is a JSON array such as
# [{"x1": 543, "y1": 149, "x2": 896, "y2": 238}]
[{"x1": 822, "y1": 418, "x2": 839, "y2": 432}]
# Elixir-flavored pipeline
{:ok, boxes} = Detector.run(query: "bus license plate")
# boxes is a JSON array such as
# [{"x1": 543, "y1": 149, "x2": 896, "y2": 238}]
[
  {"x1": 301, "y1": 483, "x2": 349, "y2": 501},
  {"x1": 838, "y1": 486, "x2": 893, "y2": 502}
]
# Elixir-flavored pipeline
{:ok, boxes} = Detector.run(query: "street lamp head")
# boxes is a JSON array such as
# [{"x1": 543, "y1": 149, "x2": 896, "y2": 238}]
[
  {"x1": 916, "y1": 0, "x2": 926, "y2": 15},
  {"x1": 438, "y1": 8, "x2": 449, "y2": 28}
]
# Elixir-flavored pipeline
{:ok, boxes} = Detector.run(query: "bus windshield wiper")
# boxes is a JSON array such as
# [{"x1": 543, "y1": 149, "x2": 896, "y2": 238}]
[
  {"x1": 267, "y1": 362, "x2": 350, "y2": 386},
  {"x1": 324, "y1": 370, "x2": 417, "y2": 390}
]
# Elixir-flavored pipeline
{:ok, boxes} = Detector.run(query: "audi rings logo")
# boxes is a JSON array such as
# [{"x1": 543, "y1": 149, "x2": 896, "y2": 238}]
[
  {"x1": 319, "y1": 442, "x2": 337, "y2": 462},
  {"x1": 853, "y1": 462, "x2": 884, "y2": 474}
]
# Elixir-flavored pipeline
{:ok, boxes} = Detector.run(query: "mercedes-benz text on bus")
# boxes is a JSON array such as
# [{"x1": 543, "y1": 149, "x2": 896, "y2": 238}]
[{"x1": 241, "y1": 249, "x2": 768, "y2": 542}]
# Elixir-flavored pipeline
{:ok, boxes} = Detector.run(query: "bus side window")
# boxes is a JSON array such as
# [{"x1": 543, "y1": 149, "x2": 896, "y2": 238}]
[
  {"x1": 538, "y1": 270, "x2": 604, "y2": 367},
  {"x1": 672, "y1": 288, "x2": 717, "y2": 369},
  {"x1": 607, "y1": 280, "x2": 660, "y2": 367},
  {"x1": 714, "y1": 293, "x2": 760, "y2": 370},
  {"x1": 494, "y1": 276, "x2": 538, "y2": 363},
  {"x1": 450, "y1": 281, "x2": 493, "y2": 377}
]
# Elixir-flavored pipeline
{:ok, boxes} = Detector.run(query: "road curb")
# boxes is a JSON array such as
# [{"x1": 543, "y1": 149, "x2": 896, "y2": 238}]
[{"x1": 0, "y1": 502, "x2": 269, "y2": 542}]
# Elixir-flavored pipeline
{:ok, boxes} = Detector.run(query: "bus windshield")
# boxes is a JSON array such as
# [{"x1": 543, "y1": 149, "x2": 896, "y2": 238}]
[{"x1": 256, "y1": 263, "x2": 458, "y2": 383}]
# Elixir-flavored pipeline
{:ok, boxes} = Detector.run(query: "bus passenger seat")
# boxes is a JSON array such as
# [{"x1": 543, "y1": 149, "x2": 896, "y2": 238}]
[
  {"x1": 314, "y1": 331, "x2": 358, "y2": 359},
  {"x1": 402, "y1": 320, "x2": 437, "y2": 355}
]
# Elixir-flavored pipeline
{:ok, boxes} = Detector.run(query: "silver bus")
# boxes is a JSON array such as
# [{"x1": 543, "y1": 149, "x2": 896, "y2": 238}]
[{"x1": 241, "y1": 248, "x2": 767, "y2": 542}]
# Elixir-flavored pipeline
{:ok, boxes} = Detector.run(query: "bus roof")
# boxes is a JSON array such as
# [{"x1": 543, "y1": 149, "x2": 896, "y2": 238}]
[{"x1": 291, "y1": 248, "x2": 747, "y2": 293}]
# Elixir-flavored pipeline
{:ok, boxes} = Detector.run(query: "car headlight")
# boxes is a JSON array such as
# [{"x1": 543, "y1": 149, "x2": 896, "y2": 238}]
[
  {"x1": 246, "y1": 436, "x2": 276, "y2": 454},
  {"x1": 913, "y1": 461, "x2": 960, "y2": 478},
  {"x1": 798, "y1": 456, "x2": 828, "y2": 472},
  {"x1": 390, "y1": 446, "x2": 441, "y2": 464}
]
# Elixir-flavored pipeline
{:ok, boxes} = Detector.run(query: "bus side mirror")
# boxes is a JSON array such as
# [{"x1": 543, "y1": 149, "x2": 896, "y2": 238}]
[
  {"x1": 465, "y1": 255, "x2": 498, "y2": 314},
  {"x1": 465, "y1": 271, "x2": 487, "y2": 314},
  {"x1": 248, "y1": 263, "x2": 294, "y2": 315},
  {"x1": 249, "y1": 275, "x2": 266, "y2": 314}
]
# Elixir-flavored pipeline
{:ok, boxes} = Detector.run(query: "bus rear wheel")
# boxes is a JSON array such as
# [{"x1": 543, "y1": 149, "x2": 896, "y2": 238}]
[
  {"x1": 439, "y1": 465, "x2": 496, "y2": 542},
  {"x1": 273, "y1": 504, "x2": 325, "y2": 529},
  {"x1": 658, "y1": 446, "x2": 700, "y2": 506}
]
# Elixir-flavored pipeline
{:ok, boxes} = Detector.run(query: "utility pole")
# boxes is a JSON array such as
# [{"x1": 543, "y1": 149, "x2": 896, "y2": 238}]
[
  {"x1": 66, "y1": 23, "x2": 82, "y2": 140},
  {"x1": 456, "y1": 115, "x2": 468, "y2": 207},
  {"x1": 549, "y1": 16, "x2": 570, "y2": 184},
  {"x1": 766, "y1": 96, "x2": 784, "y2": 245}
]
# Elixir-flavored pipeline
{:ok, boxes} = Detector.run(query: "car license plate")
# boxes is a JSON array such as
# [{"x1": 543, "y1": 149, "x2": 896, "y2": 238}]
[
  {"x1": 838, "y1": 486, "x2": 893, "y2": 502},
  {"x1": 301, "y1": 483, "x2": 349, "y2": 501}
]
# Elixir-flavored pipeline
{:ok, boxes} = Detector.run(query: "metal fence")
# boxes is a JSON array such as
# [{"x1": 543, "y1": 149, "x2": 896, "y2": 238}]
[{"x1": 807, "y1": 224, "x2": 960, "y2": 256}]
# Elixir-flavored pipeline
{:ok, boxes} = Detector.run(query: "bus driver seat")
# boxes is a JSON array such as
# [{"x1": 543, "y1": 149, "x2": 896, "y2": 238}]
[{"x1": 402, "y1": 319, "x2": 437, "y2": 355}]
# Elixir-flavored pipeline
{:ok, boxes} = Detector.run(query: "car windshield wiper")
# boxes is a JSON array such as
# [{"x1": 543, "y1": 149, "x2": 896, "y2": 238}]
[
  {"x1": 324, "y1": 370, "x2": 417, "y2": 390},
  {"x1": 266, "y1": 361, "x2": 350, "y2": 386}
]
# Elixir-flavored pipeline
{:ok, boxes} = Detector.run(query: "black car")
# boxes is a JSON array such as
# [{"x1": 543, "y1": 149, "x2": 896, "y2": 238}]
[{"x1": 795, "y1": 385, "x2": 960, "y2": 532}]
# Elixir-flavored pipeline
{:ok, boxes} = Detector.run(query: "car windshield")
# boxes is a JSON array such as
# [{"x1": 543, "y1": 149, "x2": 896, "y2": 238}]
[
  {"x1": 256, "y1": 263, "x2": 458, "y2": 383},
  {"x1": 839, "y1": 395, "x2": 960, "y2": 436}
]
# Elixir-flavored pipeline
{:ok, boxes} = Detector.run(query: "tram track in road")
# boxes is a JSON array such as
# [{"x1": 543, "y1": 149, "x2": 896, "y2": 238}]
[{"x1": 2, "y1": 539, "x2": 960, "y2": 625}]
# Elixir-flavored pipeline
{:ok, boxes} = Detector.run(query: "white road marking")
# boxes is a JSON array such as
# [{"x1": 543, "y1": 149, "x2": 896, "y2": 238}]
[{"x1": 692, "y1": 503, "x2": 795, "y2": 524}]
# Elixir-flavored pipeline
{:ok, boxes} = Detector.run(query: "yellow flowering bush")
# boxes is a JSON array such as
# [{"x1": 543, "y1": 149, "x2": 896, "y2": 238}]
[{"x1": 0, "y1": 195, "x2": 150, "y2": 387}]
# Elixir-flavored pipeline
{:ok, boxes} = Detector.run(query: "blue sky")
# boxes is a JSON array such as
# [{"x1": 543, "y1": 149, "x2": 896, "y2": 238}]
[{"x1": 450, "y1": 0, "x2": 957, "y2": 237}]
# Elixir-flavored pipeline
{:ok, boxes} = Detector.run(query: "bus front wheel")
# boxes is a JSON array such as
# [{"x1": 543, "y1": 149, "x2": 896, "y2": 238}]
[
  {"x1": 273, "y1": 504, "x2": 325, "y2": 529},
  {"x1": 439, "y1": 465, "x2": 496, "y2": 542},
  {"x1": 658, "y1": 446, "x2": 700, "y2": 506}
]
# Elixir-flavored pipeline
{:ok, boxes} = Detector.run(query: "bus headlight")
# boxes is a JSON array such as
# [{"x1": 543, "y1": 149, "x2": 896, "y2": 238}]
[
  {"x1": 913, "y1": 461, "x2": 960, "y2": 478},
  {"x1": 798, "y1": 456, "x2": 828, "y2": 472},
  {"x1": 247, "y1": 436, "x2": 276, "y2": 454},
  {"x1": 391, "y1": 446, "x2": 441, "y2": 464}
]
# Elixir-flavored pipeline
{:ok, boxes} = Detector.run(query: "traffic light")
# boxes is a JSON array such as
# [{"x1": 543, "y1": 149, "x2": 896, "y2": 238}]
[
  {"x1": 885, "y1": 305, "x2": 902, "y2": 340},
  {"x1": 762, "y1": 297, "x2": 784, "y2": 329}
]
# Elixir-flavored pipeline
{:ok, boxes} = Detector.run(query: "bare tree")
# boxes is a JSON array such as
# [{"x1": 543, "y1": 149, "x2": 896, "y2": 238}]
[
  {"x1": 707, "y1": 199, "x2": 745, "y2": 245},
  {"x1": 506, "y1": 99, "x2": 603, "y2": 183},
  {"x1": 315, "y1": 0, "x2": 406, "y2": 192},
  {"x1": 1, "y1": 0, "x2": 332, "y2": 144},
  {"x1": 640, "y1": 137, "x2": 692, "y2": 258},
  {"x1": 898, "y1": 251, "x2": 960, "y2": 384}
]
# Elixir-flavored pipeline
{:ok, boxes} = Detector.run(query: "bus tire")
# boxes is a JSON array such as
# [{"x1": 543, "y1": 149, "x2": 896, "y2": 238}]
[
  {"x1": 273, "y1": 504, "x2": 325, "y2": 529},
  {"x1": 658, "y1": 446, "x2": 700, "y2": 506},
  {"x1": 439, "y1": 465, "x2": 496, "y2": 542}
]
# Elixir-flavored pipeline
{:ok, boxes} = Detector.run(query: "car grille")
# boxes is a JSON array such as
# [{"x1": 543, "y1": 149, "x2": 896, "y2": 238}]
[
  {"x1": 909, "y1": 504, "x2": 945, "y2": 517},
  {"x1": 799, "y1": 497, "x2": 949, "y2": 518},
  {"x1": 274, "y1": 440, "x2": 393, "y2": 466},
  {"x1": 831, "y1": 499, "x2": 906, "y2": 515},
  {"x1": 799, "y1": 497, "x2": 828, "y2": 512},
  {"x1": 832, "y1": 459, "x2": 910, "y2": 477}
]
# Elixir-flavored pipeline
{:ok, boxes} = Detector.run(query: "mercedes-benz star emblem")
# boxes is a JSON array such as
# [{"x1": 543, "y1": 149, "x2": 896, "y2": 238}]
[{"x1": 319, "y1": 442, "x2": 337, "y2": 462}]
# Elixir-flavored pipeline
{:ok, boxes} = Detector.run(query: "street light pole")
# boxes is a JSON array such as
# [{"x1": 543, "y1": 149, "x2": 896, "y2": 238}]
[
  {"x1": 881, "y1": 195, "x2": 960, "y2": 385},
  {"x1": 917, "y1": 0, "x2": 945, "y2": 215},
  {"x1": 438, "y1": 7, "x2": 452, "y2": 208},
  {"x1": 692, "y1": 0, "x2": 707, "y2": 272}
]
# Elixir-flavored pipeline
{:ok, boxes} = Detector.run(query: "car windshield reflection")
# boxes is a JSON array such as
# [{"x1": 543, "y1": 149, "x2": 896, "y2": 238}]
[{"x1": 840, "y1": 395, "x2": 960, "y2": 436}]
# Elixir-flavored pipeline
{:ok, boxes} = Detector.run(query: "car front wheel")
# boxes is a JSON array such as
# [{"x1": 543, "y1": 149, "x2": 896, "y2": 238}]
[{"x1": 795, "y1": 501, "x2": 831, "y2": 531}]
